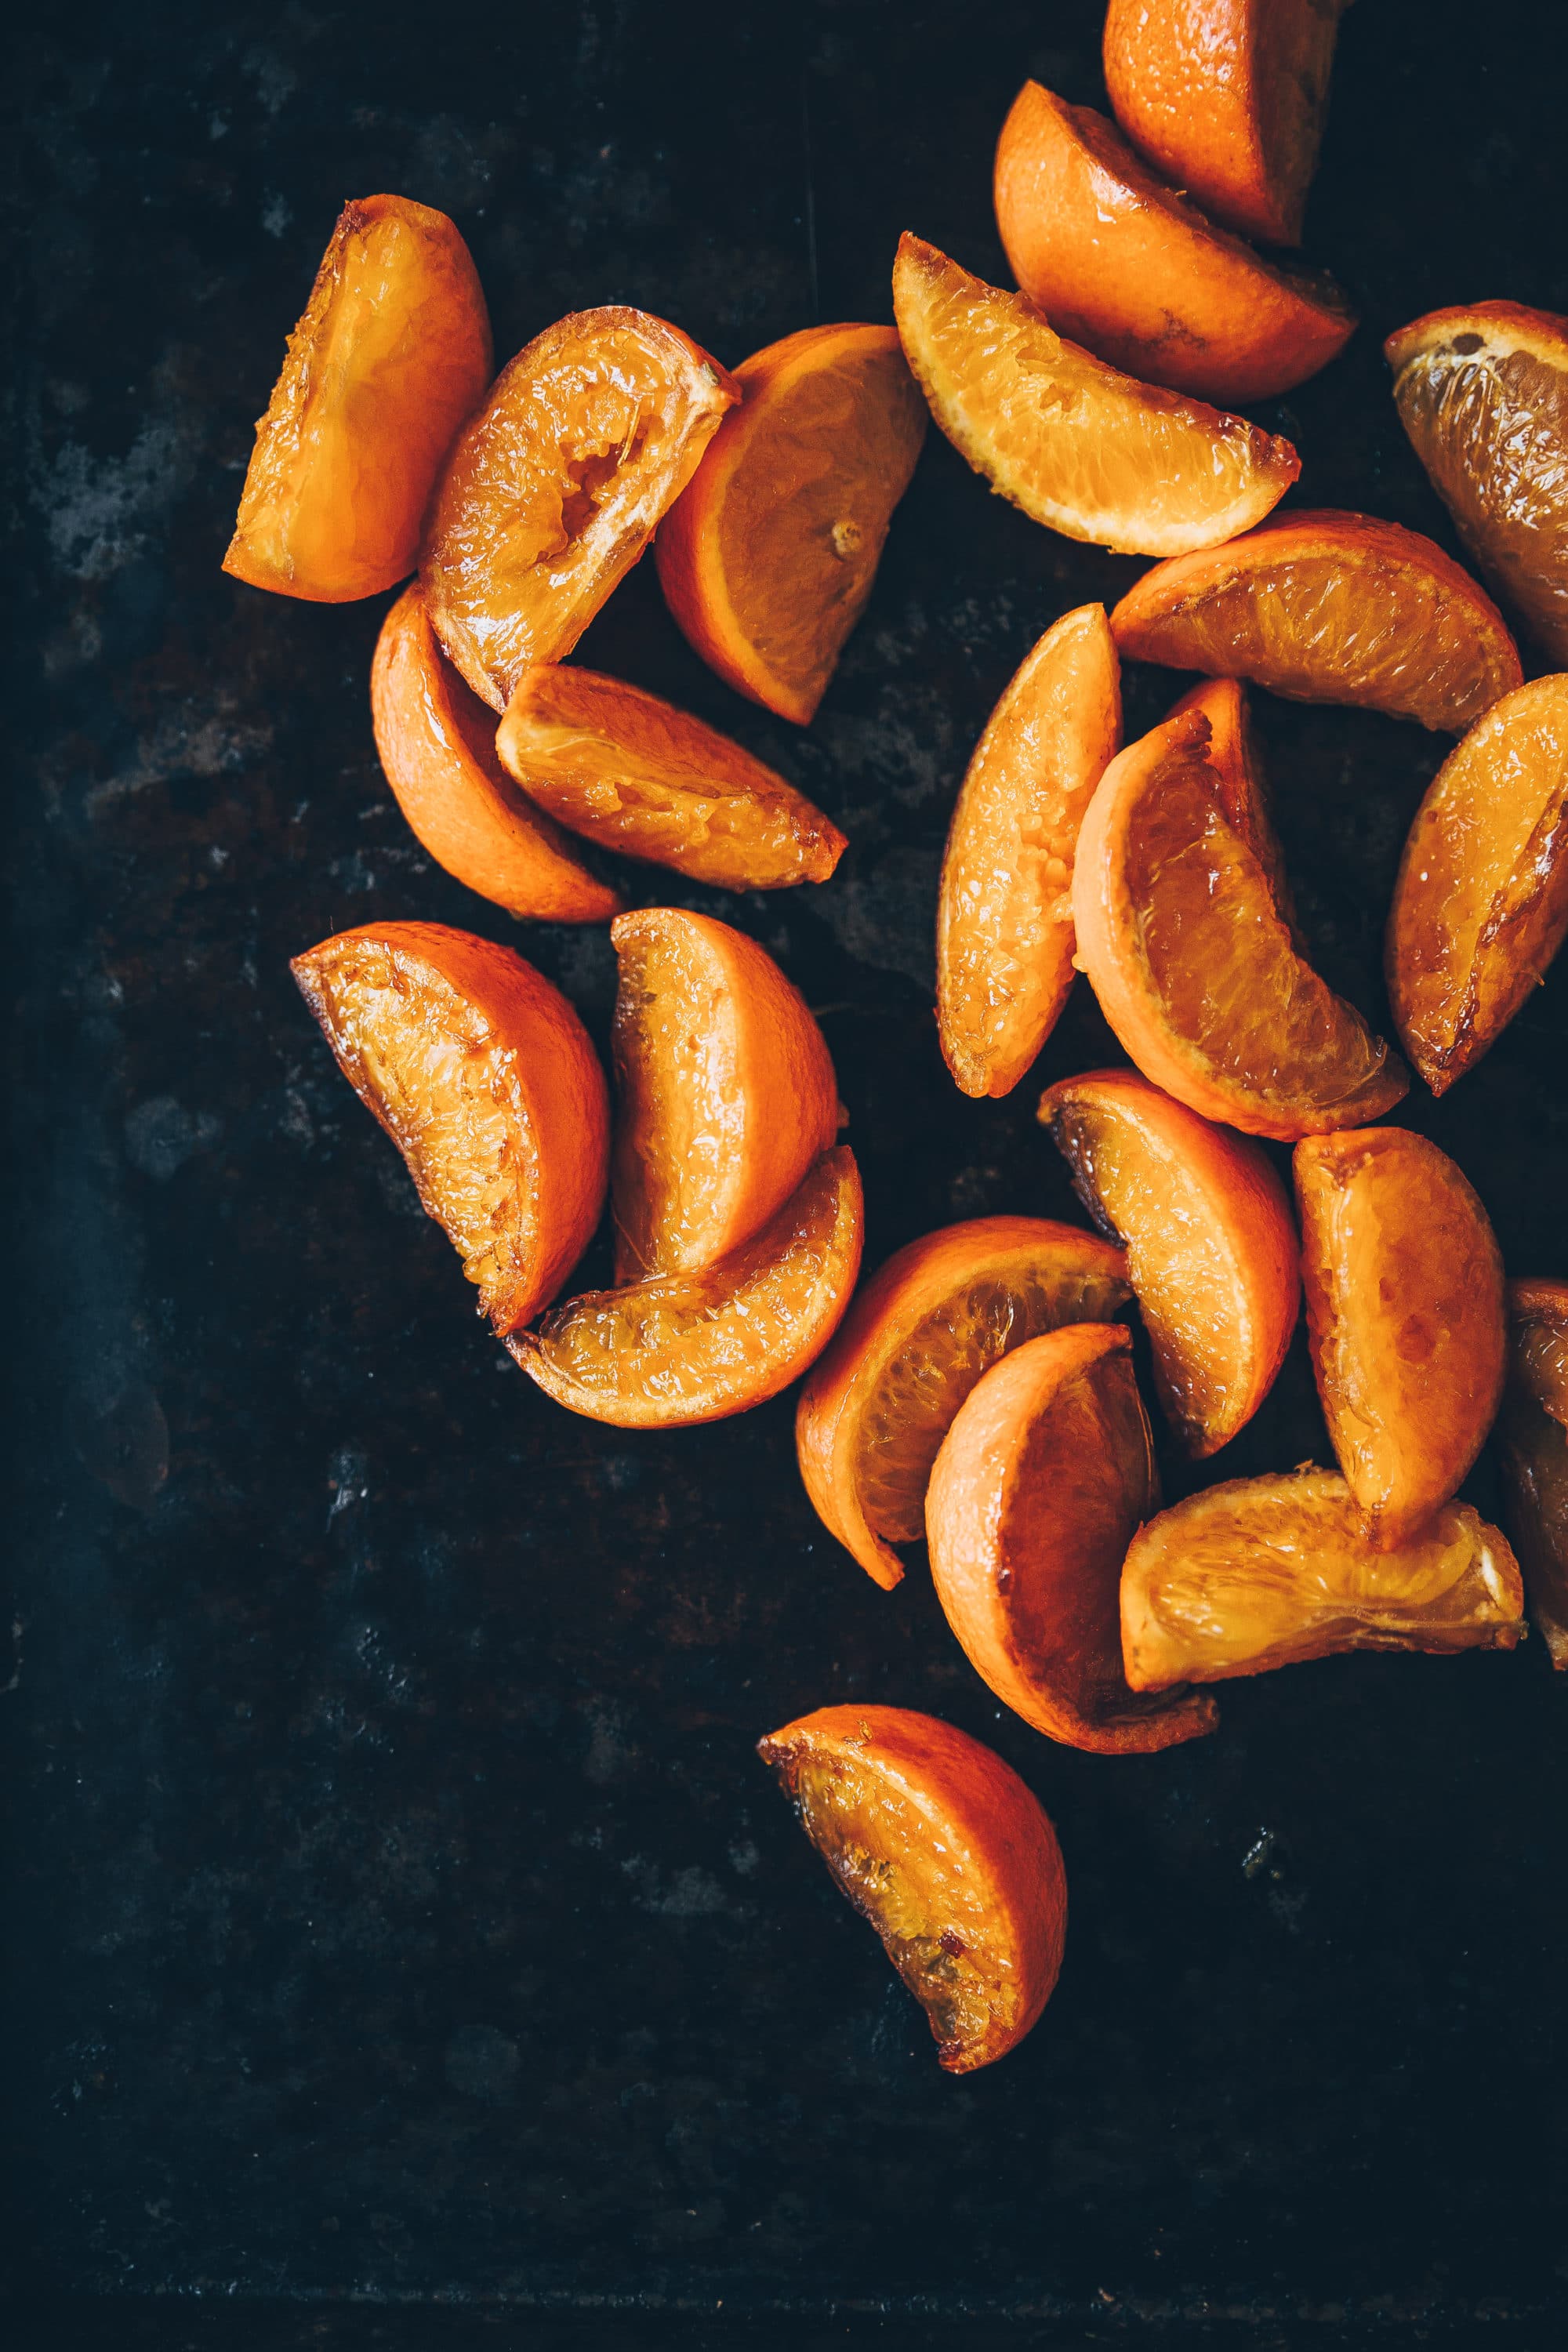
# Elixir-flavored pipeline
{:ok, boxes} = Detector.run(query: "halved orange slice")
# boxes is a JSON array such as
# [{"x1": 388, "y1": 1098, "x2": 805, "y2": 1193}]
[
  {"x1": 292, "y1": 922, "x2": 609, "y2": 1332},
  {"x1": 891, "y1": 234, "x2": 1298, "y2": 559},
  {"x1": 495, "y1": 667, "x2": 847, "y2": 891},
  {"x1": 926, "y1": 1325, "x2": 1218, "y2": 1753},
  {"x1": 1111, "y1": 510, "x2": 1523, "y2": 732},
  {"x1": 1499, "y1": 1278, "x2": 1568, "y2": 1669},
  {"x1": 1122, "y1": 1468, "x2": 1524, "y2": 1690},
  {"x1": 936, "y1": 604, "x2": 1122, "y2": 1099},
  {"x1": 1040, "y1": 1068, "x2": 1299, "y2": 1455},
  {"x1": 757, "y1": 1704, "x2": 1066, "y2": 2073},
  {"x1": 655, "y1": 324, "x2": 928, "y2": 724},
  {"x1": 1165, "y1": 675, "x2": 1297, "y2": 931},
  {"x1": 796, "y1": 1217, "x2": 1130, "y2": 1590},
  {"x1": 510, "y1": 1146, "x2": 862, "y2": 1428}
]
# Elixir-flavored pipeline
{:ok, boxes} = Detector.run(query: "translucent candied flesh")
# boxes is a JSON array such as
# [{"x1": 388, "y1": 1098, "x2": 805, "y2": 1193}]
[{"x1": 1501, "y1": 1285, "x2": 1568, "y2": 1667}]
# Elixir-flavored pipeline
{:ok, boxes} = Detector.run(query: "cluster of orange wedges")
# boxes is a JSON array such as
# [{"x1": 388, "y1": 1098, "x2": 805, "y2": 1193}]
[{"x1": 224, "y1": 1, "x2": 1568, "y2": 2075}]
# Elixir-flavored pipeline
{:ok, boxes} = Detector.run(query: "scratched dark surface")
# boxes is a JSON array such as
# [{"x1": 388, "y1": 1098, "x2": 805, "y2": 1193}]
[{"x1": 7, "y1": 0, "x2": 1568, "y2": 2344}]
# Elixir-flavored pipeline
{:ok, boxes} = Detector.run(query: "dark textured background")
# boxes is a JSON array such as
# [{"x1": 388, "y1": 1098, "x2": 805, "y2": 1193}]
[{"x1": 7, "y1": 2, "x2": 1568, "y2": 2344}]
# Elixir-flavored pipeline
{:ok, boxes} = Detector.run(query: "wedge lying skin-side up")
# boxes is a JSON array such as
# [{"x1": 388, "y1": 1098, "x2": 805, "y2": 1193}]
[{"x1": 1499, "y1": 1278, "x2": 1568, "y2": 1668}]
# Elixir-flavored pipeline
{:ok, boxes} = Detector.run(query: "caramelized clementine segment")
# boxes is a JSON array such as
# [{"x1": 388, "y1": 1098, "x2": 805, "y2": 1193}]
[
  {"x1": 994, "y1": 82, "x2": 1355, "y2": 404},
  {"x1": 1122, "y1": 1470, "x2": 1524, "y2": 1690},
  {"x1": 1386, "y1": 673, "x2": 1568, "y2": 1094},
  {"x1": 1111, "y1": 511, "x2": 1523, "y2": 732},
  {"x1": 927, "y1": 1326, "x2": 1218, "y2": 1753},
  {"x1": 609, "y1": 909, "x2": 841, "y2": 1281},
  {"x1": 1386, "y1": 302, "x2": 1568, "y2": 665},
  {"x1": 1295, "y1": 1128, "x2": 1506, "y2": 1549},
  {"x1": 292, "y1": 922, "x2": 609, "y2": 1332},
  {"x1": 510, "y1": 1147, "x2": 862, "y2": 1428},
  {"x1": 655, "y1": 324, "x2": 928, "y2": 724},
  {"x1": 1071, "y1": 708, "x2": 1408, "y2": 1138},
  {"x1": 1166, "y1": 676, "x2": 1296, "y2": 931},
  {"x1": 1499, "y1": 1279, "x2": 1568, "y2": 1668},
  {"x1": 371, "y1": 584, "x2": 621, "y2": 924},
  {"x1": 937, "y1": 604, "x2": 1123, "y2": 1099},
  {"x1": 1040, "y1": 1069, "x2": 1299, "y2": 1456},
  {"x1": 757, "y1": 1704, "x2": 1067, "y2": 2073},
  {"x1": 891, "y1": 234, "x2": 1298, "y2": 558},
  {"x1": 495, "y1": 667, "x2": 847, "y2": 891},
  {"x1": 225, "y1": 195, "x2": 492, "y2": 603},
  {"x1": 796, "y1": 1218, "x2": 1131, "y2": 1590},
  {"x1": 420, "y1": 308, "x2": 738, "y2": 710}
]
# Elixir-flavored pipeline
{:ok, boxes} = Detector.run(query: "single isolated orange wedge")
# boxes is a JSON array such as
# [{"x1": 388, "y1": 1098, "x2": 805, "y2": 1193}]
[
  {"x1": 1102, "y1": 0, "x2": 1354, "y2": 249},
  {"x1": 495, "y1": 667, "x2": 847, "y2": 891},
  {"x1": 1122, "y1": 1468, "x2": 1524, "y2": 1691},
  {"x1": 1165, "y1": 675, "x2": 1298, "y2": 930},
  {"x1": 1499, "y1": 1278, "x2": 1568, "y2": 1668},
  {"x1": 891, "y1": 234, "x2": 1298, "y2": 559},
  {"x1": 757, "y1": 1704, "x2": 1066, "y2": 2074},
  {"x1": 292, "y1": 922, "x2": 609, "y2": 1332},
  {"x1": 796, "y1": 1217, "x2": 1131, "y2": 1590},
  {"x1": 926, "y1": 1325, "x2": 1218, "y2": 1753},
  {"x1": 655, "y1": 324, "x2": 928, "y2": 724},
  {"x1": 1071, "y1": 706, "x2": 1408, "y2": 1139},
  {"x1": 421, "y1": 307, "x2": 738, "y2": 710},
  {"x1": 609, "y1": 908, "x2": 842, "y2": 1282},
  {"x1": 1111, "y1": 510, "x2": 1523, "y2": 733},
  {"x1": 225, "y1": 195, "x2": 492, "y2": 603},
  {"x1": 994, "y1": 82, "x2": 1355, "y2": 405},
  {"x1": 370, "y1": 584, "x2": 621, "y2": 924},
  {"x1": 1386, "y1": 673, "x2": 1568, "y2": 1094},
  {"x1": 1040, "y1": 1069, "x2": 1300, "y2": 1457},
  {"x1": 936, "y1": 603, "x2": 1123, "y2": 1099},
  {"x1": 1296, "y1": 1128, "x2": 1506, "y2": 1550},
  {"x1": 1386, "y1": 301, "x2": 1568, "y2": 666},
  {"x1": 510, "y1": 1146, "x2": 862, "y2": 1428}
]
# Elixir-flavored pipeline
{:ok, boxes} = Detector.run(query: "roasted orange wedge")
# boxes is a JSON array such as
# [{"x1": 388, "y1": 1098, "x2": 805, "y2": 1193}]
[
  {"x1": 655, "y1": 324, "x2": 928, "y2": 724},
  {"x1": 1071, "y1": 707, "x2": 1408, "y2": 1139},
  {"x1": 1386, "y1": 673, "x2": 1568, "y2": 1094},
  {"x1": 1165, "y1": 675, "x2": 1296, "y2": 930},
  {"x1": 1386, "y1": 302, "x2": 1568, "y2": 666},
  {"x1": 926, "y1": 1325, "x2": 1217, "y2": 1752},
  {"x1": 1499, "y1": 1279, "x2": 1568, "y2": 1668},
  {"x1": 225, "y1": 196, "x2": 492, "y2": 603},
  {"x1": 891, "y1": 234, "x2": 1298, "y2": 559},
  {"x1": 1102, "y1": 0, "x2": 1352, "y2": 249},
  {"x1": 796, "y1": 1217, "x2": 1130, "y2": 1590},
  {"x1": 370, "y1": 584, "x2": 621, "y2": 924},
  {"x1": 292, "y1": 922, "x2": 608, "y2": 1332},
  {"x1": 421, "y1": 308, "x2": 738, "y2": 710},
  {"x1": 494, "y1": 667, "x2": 847, "y2": 891},
  {"x1": 1296, "y1": 1128, "x2": 1505, "y2": 1550},
  {"x1": 936, "y1": 604, "x2": 1122, "y2": 1099},
  {"x1": 1040, "y1": 1069, "x2": 1299, "y2": 1456},
  {"x1": 1122, "y1": 1469, "x2": 1525, "y2": 1690},
  {"x1": 1111, "y1": 511, "x2": 1523, "y2": 732},
  {"x1": 609, "y1": 909, "x2": 841, "y2": 1281},
  {"x1": 994, "y1": 83, "x2": 1354, "y2": 405},
  {"x1": 510, "y1": 1146, "x2": 862, "y2": 1428},
  {"x1": 757, "y1": 1704, "x2": 1066, "y2": 2074}
]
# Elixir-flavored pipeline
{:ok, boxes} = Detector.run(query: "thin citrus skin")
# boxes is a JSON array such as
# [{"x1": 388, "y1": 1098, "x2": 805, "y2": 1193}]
[
  {"x1": 1499, "y1": 1278, "x2": 1568, "y2": 1668},
  {"x1": 1122, "y1": 1469, "x2": 1525, "y2": 1691},
  {"x1": 1071, "y1": 707, "x2": 1408, "y2": 1139},
  {"x1": 796, "y1": 1217, "x2": 1131, "y2": 1590},
  {"x1": 495, "y1": 667, "x2": 847, "y2": 892},
  {"x1": 510, "y1": 1146, "x2": 862, "y2": 1429},
  {"x1": 1295, "y1": 1129, "x2": 1506, "y2": 1551},
  {"x1": 370, "y1": 584, "x2": 621, "y2": 924},
  {"x1": 891, "y1": 233, "x2": 1298, "y2": 559},
  {"x1": 1112, "y1": 510, "x2": 1523, "y2": 732},
  {"x1": 609, "y1": 909, "x2": 842, "y2": 1282},
  {"x1": 1040, "y1": 1069, "x2": 1300, "y2": 1457},
  {"x1": 291, "y1": 922, "x2": 609, "y2": 1334},
  {"x1": 1165, "y1": 676, "x2": 1298, "y2": 931},
  {"x1": 1102, "y1": 0, "x2": 1353, "y2": 248},
  {"x1": 937, "y1": 604, "x2": 1123, "y2": 1099},
  {"x1": 994, "y1": 83, "x2": 1354, "y2": 405},
  {"x1": 655, "y1": 324, "x2": 928, "y2": 724},
  {"x1": 926, "y1": 1325, "x2": 1218, "y2": 1753},
  {"x1": 225, "y1": 195, "x2": 492, "y2": 603},
  {"x1": 757, "y1": 1705, "x2": 1067, "y2": 2074}
]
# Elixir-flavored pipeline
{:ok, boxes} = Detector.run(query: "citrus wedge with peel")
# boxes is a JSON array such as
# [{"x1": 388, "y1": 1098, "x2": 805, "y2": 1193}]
[{"x1": 1499, "y1": 1278, "x2": 1568, "y2": 1669}]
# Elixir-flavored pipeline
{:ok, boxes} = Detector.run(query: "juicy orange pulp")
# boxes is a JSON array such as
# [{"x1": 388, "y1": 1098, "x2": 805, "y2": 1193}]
[
  {"x1": 1500, "y1": 1279, "x2": 1568, "y2": 1668},
  {"x1": 1166, "y1": 676, "x2": 1298, "y2": 933}
]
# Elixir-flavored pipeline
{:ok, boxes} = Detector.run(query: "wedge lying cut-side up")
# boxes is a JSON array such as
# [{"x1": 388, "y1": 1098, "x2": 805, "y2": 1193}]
[
  {"x1": 1164, "y1": 675, "x2": 1298, "y2": 932},
  {"x1": 1498, "y1": 1279, "x2": 1568, "y2": 1668}
]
